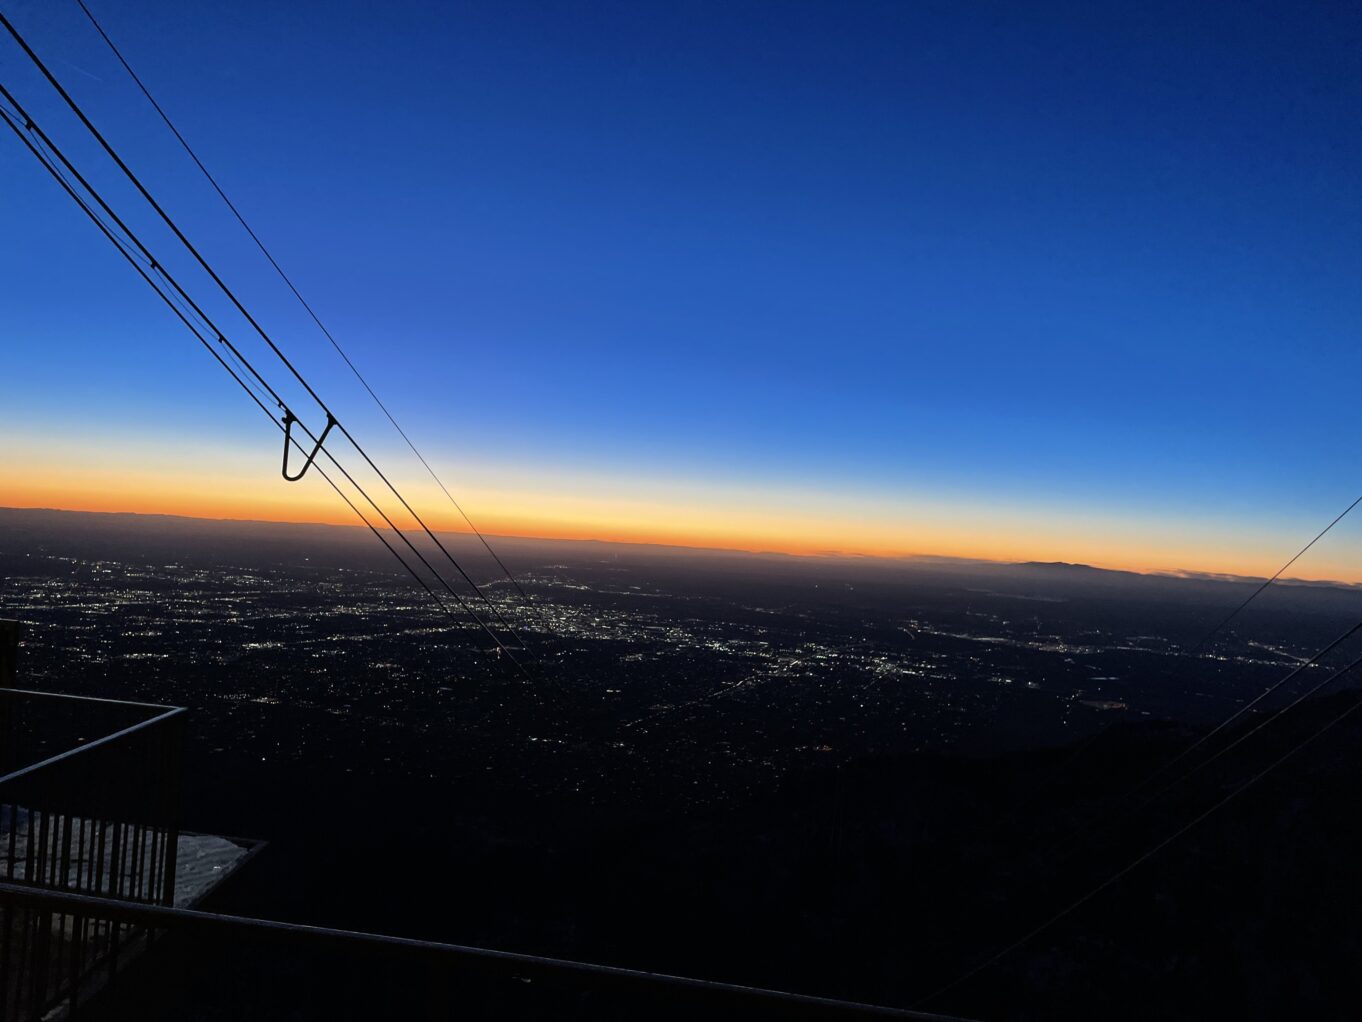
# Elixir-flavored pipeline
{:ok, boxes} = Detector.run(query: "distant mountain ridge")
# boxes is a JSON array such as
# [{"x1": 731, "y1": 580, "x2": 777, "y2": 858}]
[
  {"x1": 1017, "y1": 558, "x2": 1362, "y2": 592},
  {"x1": 2, "y1": 505, "x2": 1359, "y2": 595}
]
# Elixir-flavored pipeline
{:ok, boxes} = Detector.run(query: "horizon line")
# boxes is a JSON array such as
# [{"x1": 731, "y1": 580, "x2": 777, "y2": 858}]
[{"x1": 5, "y1": 502, "x2": 1357, "y2": 593}]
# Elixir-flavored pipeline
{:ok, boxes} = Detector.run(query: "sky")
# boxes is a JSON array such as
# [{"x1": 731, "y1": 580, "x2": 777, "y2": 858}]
[{"x1": 4, "y1": 0, "x2": 1362, "y2": 579}]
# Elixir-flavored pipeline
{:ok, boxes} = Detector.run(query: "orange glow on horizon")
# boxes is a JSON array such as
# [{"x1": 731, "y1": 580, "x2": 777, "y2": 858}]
[
  {"x1": 7, "y1": 461, "x2": 1362, "y2": 586},
  {"x1": 5, "y1": 433, "x2": 1362, "y2": 584}
]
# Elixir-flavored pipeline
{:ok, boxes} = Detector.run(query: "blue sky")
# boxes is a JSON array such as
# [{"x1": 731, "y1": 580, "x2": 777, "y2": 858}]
[{"x1": 4, "y1": 0, "x2": 1362, "y2": 574}]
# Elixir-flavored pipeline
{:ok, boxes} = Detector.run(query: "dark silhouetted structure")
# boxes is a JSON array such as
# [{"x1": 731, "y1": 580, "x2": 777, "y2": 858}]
[{"x1": 0, "y1": 622, "x2": 967, "y2": 1021}]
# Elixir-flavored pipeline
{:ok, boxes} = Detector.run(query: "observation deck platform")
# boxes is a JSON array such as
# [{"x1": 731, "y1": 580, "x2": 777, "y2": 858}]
[{"x1": 0, "y1": 684, "x2": 260, "y2": 1020}]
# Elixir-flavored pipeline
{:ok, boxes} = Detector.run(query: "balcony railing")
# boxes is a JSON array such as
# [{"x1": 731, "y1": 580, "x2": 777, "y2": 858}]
[
  {"x1": 0, "y1": 687, "x2": 184, "y2": 1020},
  {"x1": 0, "y1": 883, "x2": 963, "y2": 1021},
  {"x1": 0, "y1": 624, "x2": 967, "y2": 1022}
]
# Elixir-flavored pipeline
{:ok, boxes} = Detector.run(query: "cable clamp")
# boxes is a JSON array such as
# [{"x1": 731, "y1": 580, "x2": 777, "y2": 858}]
[{"x1": 280, "y1": 409, "x2": 335, "y2": 482}]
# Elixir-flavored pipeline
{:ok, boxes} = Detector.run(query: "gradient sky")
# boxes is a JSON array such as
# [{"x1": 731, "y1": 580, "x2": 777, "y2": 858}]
[{"x1": 4, "y1": 0, "x2": 1362, "y2": 578}]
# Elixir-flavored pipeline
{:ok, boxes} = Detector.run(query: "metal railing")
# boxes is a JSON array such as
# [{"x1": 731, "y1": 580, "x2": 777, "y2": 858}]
[
  {"x1": 0, "y1": 625, "x2": 969, "y2": 1021},
  {"x1": 0, "y1": 688, "x2": 184, "y2": 1020},
  {"x1": 0, "y1": 884, "x2": 967, "y2": 1021}
]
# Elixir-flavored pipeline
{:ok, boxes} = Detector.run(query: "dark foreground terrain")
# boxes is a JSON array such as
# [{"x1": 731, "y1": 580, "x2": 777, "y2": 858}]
[{"x1": 5, "y1": 507, "x2": 1362, "y2": 1019}]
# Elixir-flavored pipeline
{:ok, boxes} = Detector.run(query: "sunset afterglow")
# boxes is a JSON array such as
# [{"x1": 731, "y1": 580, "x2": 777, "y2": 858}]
[{"x1": 5, "y1": 1, "x2": 1362, "y2": 584}]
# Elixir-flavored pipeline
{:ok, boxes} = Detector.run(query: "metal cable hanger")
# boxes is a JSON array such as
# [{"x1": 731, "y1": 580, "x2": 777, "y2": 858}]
[
  {"x1": 0, "y1": 9, "x2": 539, "y2": 667},
  {"x1": 0, "y1": 84, "x2": 532, "y2": 680},
  {"x1": 71, "y1": 0, "x2": 554, "y2": 641}
]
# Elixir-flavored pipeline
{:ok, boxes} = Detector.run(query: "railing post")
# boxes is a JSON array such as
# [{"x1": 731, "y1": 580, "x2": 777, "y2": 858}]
[
  {"x1": 0, "y1": 620, "x2": 20, "y2": 688},
  {"x1": 159, "y1": 712, "x2": 184, "y2": 907}
]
